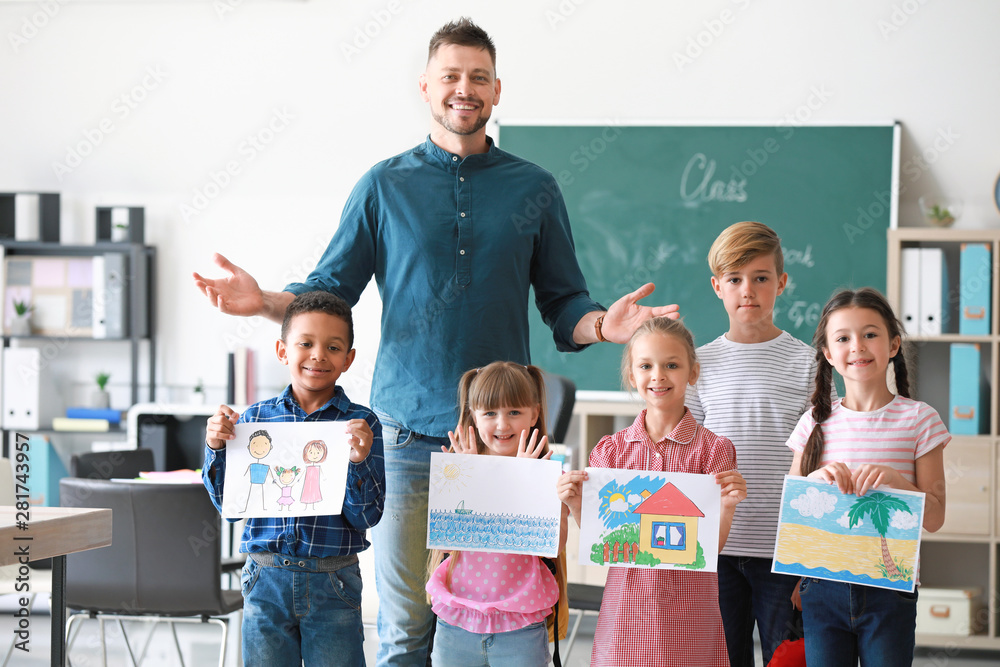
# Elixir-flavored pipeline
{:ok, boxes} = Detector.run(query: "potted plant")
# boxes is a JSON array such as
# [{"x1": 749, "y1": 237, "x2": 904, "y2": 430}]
[
  {"x1": 10, "y1": 299, "x2": 32, "y2": 336},
  {"x1": 111, "y1": 220, "x2": 130, "y2": 242},
  {"x1": 192, "y1": 378, "x2": 206, "y2": 404},
  {"x1": 92, "y1": 371, "x2": 111, "y2": 409}
]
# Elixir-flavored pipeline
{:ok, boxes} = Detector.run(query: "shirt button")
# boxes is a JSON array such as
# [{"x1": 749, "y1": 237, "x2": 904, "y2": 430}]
[
  {"x1": 460, "y1": 212, "x2": 466, "y2": 218},
  {"x1": 460, "y1": 249, "x2": 466, "y2": 255},
  {"x1": 460, "y1": 177, "x2": 465, "y2": 182},
  {"x1": 452, "y1": 156, "x2": 458, "y2": 162}
]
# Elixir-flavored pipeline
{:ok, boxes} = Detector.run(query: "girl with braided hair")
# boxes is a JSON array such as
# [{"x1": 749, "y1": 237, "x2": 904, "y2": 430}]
[{"x1": 786, "y1": 287, "x2": 949, "y2": 666}]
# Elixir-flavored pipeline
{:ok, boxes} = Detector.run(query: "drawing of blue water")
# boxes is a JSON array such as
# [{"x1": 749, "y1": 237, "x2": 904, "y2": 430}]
[
  {"x1": 428, "y1": 510, "x2": 560, "y2": 555},
  {"x1": 774, "y1": 562, "x2": 915, "y2": 592}
]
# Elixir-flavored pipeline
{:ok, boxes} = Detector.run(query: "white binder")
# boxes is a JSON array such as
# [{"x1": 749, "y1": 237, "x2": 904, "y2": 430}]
[
  {"x1": 900, "y1": 248, "x2": 921, "y2": 335},
  {"x1": 918, "y1": 248, "x2": 948, "y2": 336},
  {"x1": 2, "y1": 347, "x2": 60, "y2": 431}
]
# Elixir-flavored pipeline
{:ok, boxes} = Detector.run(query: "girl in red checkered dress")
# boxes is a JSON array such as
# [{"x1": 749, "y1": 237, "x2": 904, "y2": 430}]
[{"x1": 558, "y1": 317, "x2": 746, "y2": 667}]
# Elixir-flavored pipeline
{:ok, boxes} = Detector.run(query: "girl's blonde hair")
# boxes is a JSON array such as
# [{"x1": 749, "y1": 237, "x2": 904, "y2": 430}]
[
  {"x1": 620, "y1": 317, "x2": 697, "y2": 391},
  {"x1": 800, "y1": 288, "x2": 910, "y2": 476},
  {"x1": 428, "y1": 360, "x2": 550, "y2": 594}
]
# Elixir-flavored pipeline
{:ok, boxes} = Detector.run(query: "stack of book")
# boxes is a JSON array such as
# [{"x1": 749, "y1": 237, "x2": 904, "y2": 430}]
[
  {"x1": 52, "y1": 407, "x2": 124, "y2": 432},
  {"x1": 227, "y1": 347, "x2": 256, "y2": 405}
]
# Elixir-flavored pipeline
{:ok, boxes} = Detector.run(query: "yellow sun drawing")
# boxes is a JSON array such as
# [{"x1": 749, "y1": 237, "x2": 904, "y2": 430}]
[{"x1": 432, "y1": 460, "x2": 472, "y2": 494}]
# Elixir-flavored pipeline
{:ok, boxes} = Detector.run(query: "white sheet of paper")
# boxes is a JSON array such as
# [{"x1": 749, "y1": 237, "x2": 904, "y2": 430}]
[
  {"x1": 222, "y1": 422, "x2": 351, "y2": 519},
  {"x1": 427, "y1": 452, "x2": 563, "y2": 557},
  {"x1": 579, "y1": 467, "x2": 721, "y2": 571}
]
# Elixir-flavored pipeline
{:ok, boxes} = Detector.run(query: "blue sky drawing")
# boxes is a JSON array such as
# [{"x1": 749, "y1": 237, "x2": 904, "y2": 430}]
[
  {"x1": 780, "y1": 477, "x2": 923, "y2": 540},
  {"x1": 598, "y1": 475, "x2": 666, "y2": 529}
]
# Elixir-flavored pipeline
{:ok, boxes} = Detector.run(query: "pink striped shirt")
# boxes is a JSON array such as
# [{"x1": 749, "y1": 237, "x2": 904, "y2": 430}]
[{"x1": 786, "y1": 396, "x2": 950, "y2": 481}]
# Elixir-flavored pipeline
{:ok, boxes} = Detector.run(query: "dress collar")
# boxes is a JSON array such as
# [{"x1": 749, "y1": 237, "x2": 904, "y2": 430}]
[{"x1": 622, "y1": 408, "x2": 697, "y2": 446}]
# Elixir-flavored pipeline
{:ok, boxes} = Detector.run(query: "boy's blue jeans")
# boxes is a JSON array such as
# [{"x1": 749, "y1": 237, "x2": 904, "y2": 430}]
[
  {"x1": 241, "y1": 553, "x2": 365, "y2": 666},
  {"x1": 718, "y1": 555, "x2": 801, "y2": 666},
  {"x1": 370, "y1": 412, "x2": 445, "y2": 667},
  {"x1": 430, "y1": 618, "x2": 550, "y2": 667},
  {"x1": 799, "y1": 577, "x2": 917, "y2": 667}
]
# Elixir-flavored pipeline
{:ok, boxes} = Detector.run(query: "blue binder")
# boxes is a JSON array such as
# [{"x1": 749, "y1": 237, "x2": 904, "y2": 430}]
[
  {"x1": 949, "y1": 344, "x2": 988, "y2": 435},
  {"x1": 26, "y1": 436, "x2": 68, "y2": 507},
  {"x1": 959, "y1": 243, "x2": 991, "y2": 335}
]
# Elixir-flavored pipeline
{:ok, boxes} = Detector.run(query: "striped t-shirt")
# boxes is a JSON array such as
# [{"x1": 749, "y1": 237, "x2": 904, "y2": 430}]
[
  {"x1": 686, "y1": 331, "x2": 817, "y2": 558},
  {"x1": 786, "y1": 395, "x2": 950, "y2": 483}
]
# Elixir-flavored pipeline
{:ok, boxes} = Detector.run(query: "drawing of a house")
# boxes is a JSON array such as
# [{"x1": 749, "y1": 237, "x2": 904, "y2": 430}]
[{"x1": 633, "y1": 482, "x2": 704, "y2": 565}]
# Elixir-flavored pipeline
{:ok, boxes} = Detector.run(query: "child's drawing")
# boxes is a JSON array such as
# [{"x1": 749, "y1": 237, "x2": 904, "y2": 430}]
[
  {"x1": 579, "y1": 468, "x2": 721, "y2": 571},
  {"x1": 300, "y1": 440, "x2": 327, "y2": 510},
  {"x1": 426, "y1": 452, "x2": 562, "y2": 557},
  {"x1": 772, "y1": 476, "x2": 925, "y2": 592},
  {"x1": 223, "y1": 422, "x2": 351, "y2": 519},
  {"x1": 273, "y1": 466, "x2": 301, "y2": 511}
]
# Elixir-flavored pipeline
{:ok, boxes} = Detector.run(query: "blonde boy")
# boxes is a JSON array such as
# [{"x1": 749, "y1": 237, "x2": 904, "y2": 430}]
[{"x1": 686, "y1": 221, "x2": 816, "y2": 667}]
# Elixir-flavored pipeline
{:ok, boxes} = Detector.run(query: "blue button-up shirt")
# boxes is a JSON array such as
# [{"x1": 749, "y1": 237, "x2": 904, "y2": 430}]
[
  {"x1": 202, "y1": 385, "x2": 384, "y2": 558},
  {"x1": 285, "y1": 137, "x2": 603, "y2": 436}
]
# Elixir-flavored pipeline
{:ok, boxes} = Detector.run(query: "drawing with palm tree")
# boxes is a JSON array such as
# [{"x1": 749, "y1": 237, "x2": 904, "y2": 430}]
[{"x1": 847, "y1": 492, "x2": 912, "y2": 580}]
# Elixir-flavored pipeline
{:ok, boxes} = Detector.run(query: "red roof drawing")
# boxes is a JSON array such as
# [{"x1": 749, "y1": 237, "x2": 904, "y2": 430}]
[{"x1": 633, "y1": 483, "x2": 705, "y2": 518}]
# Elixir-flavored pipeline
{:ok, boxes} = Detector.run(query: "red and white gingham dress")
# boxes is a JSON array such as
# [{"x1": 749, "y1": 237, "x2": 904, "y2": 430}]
[{"x1": 589, "y1": 409, "x2": 736, "y2": 667}]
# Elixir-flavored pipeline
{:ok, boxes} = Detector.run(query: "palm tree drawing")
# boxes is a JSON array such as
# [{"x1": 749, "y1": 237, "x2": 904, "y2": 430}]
[{"x1": 847, "y1": 492, "x2": 913, "y2": 579}]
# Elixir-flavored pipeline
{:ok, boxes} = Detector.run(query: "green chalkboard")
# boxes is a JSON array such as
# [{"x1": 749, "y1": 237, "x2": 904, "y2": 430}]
[{"x1": 498, "y1": 123, "x2": 898, "y2": 391}]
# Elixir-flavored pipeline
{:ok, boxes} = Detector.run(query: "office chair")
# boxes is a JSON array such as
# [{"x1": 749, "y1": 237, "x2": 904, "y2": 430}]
[
  {"x1": 541, "y1": 371, "x2": 576, "y2": 444},
  {"x1": 561, "y1": 582, "x2": 604, "y2": 663},
  {"x1": 60, "y1": 478, "x2": 242, "y2": 667},
  {"x1": 69, "y1": 448, "x2": 156, "y2": 480}
]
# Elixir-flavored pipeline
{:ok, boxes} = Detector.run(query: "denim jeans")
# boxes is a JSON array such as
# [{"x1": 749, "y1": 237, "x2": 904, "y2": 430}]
[
  {"x1": 717, "y1": 555, "x2": 802, "y2": 667},
  {"x1": 430, "y1": 618, "x2": 550, "y2": 667},
  {"x1": 371, "y1": 411, "x2": 446, "y2": 667},
  {"x1": 799, "y1": 577, "x2": 917, "y2": 667},
  {"x1": 241, "y1": 556, "x2": 365, "y2": 666}
]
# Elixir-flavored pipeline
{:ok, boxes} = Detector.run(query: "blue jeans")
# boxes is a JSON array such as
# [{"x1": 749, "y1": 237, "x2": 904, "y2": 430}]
[
  {"x1": 241, "y1": 556, "x2": 365, "y2": 666},
  {"x1": 717, "y1": 555, "x2": 801, "y2": 667},
  {"x1": 430, "y1": 618, "x2": 550, "y2": 667},
  {"x1": 799, "y1": 577, "x2": 917, "y2": 667},
  {"x1": 371, "y1": 412, "x2": 445, "y2": 667}
]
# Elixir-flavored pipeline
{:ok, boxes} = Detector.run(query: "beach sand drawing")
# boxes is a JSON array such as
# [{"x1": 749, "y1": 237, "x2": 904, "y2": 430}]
[
  {"x1": 426, "y1": 452, "x2": 562, "y2": 557},
  {"x1": 579, "y1": 468, "x2": 721, "y2": 572},
  {"x1": 772, "y1": 476, "x2": 925, "y2": 592}
]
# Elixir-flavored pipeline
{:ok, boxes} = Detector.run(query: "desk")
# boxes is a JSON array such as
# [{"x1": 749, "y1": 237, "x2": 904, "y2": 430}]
[{"x1": 0, "y1": 506, "x2": 112, "y2": 667}]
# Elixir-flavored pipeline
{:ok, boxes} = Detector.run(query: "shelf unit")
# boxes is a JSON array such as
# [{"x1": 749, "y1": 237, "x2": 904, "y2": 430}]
[
  {"x1": 887, "y1": 227, "x2": 999, "y2": 648},
  {"x1": 0, "y1": 241, "x2": 157, "y2": 458}
]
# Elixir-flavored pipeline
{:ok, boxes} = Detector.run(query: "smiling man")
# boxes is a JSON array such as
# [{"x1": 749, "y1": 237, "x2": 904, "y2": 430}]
[{"x1": 194, "y1": 17, "x2": 679, "y2": 666}]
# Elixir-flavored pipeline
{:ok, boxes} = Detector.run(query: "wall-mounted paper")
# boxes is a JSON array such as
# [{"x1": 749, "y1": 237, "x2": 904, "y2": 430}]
[
  {"x1": 222, "y1": 421, "x2": 351, "y2": 519},
  {"x1": 579, "y1": 468, "x2": 721, "y2": 571},
  {"x1": 772, "y1": 476, "x2": 925, "y2": 592},
  {"x1": 427, "y1": 452, "x2": 562, "y2": 557}
]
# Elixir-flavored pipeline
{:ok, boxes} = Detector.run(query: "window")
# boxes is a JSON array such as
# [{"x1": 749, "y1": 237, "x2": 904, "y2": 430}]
[{"x1": 651, "y1": 521, "x2": 686, "y2": 550}]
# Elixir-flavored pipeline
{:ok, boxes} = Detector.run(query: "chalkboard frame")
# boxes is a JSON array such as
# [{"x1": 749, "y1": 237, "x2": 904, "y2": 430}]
[{"x1": 497, "y1": 120, "x2": 901, "y2": 394}]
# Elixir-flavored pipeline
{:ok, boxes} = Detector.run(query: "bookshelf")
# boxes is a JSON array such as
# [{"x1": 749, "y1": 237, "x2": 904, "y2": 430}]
[
  {"x1": 0, "y1": 240, "x2": 157, "y2": 463},
  {"x1": 887, "y1": 227, "x2": 999, "y2": 648}
]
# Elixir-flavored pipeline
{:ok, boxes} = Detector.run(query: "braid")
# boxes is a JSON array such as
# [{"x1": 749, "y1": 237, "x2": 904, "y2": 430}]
[
  {"x1": 892, "y1": 349, "x2": 911, "y2": 399},
  {"x1": 801, "y1": 350, "x2": 832, "y2": 476}
]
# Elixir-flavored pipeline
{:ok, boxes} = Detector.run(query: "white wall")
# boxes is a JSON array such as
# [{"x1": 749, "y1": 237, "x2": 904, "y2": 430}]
[{"x1": 1, "y1": 0, "x2": 998, "y2": 403}]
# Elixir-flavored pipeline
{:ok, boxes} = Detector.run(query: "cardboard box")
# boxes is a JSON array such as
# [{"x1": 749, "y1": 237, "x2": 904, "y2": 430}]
[{"x1": 916, "y1": 587, "x2": 985, "y2": 636}]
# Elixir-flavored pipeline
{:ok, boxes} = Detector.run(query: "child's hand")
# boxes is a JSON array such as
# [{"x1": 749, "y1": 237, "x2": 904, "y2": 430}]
[
  {"x1": 445, "y1": 425, "x2": 478, "y2": 455},
  {"x1": 206, "y1": 405, "x2": 239, "y2": 450},
  {"x1": 556, "y1": 470, "x2": 588, "y2": 525},
  {"x1": 808, "y1": 461, "x2": 854, "y2": 494},
  {"x1": 517, "y1": 428, "x2": 551, "y2": 459},
  {"x1": 852, "y1": 464, "x2": 903, "y2": 496},
  {"x1": 716, "y1": 470, "x2": 746, "y2": 507},
  {"x1": 346, "y1": 419, "x2": 373, "y2": 463}
]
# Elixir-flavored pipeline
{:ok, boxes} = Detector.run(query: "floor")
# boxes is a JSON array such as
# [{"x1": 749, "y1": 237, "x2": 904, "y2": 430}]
[{"x1": 1, "y1": 601, "x2": 999, "y2": 666}]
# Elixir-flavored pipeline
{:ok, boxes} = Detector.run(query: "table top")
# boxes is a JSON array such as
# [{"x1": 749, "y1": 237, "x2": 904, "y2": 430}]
[{"x1": 0, "y1": 506, "x2": 112, "y2": 566}]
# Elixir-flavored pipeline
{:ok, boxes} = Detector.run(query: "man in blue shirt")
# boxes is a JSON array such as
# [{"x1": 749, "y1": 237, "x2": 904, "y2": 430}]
[{"x1": 194, "y1": 17, "x2": 677, "y2": 667}]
